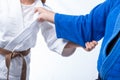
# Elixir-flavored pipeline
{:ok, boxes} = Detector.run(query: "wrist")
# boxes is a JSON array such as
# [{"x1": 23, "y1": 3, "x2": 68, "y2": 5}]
[{"x1": 46, "y1": 11, "x2": 55, "y2": 23}]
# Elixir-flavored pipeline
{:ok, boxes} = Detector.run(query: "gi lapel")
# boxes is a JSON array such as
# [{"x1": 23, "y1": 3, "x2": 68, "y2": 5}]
[
  {"x1": 4, "y1": 0, "x2": 24, "y2": 51},
  {"x1": 7, "y1": 0, "x2": 24, "y2": 29},
  {"x1": 100, "y1": 13, "x2": 120, "y2": 79},
  {"x1": 5, "y1": 0, "x2": 42, "y2": 51}
]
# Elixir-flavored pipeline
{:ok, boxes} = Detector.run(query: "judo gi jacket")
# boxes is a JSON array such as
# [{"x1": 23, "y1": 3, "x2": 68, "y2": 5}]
[
  {"x1": 54, "y1": 0, "x2": 120, "y2": 79},
  {"x1": 0, "y1": 0, "x2": 75, "y2": 79}
]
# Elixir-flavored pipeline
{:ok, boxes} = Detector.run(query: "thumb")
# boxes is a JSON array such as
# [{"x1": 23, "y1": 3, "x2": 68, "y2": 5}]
[
  {"x1": 34, "y1": 8, "x2": 38, "y2": 13},
  {"x1": 34, "y1": 7, "x2": 42, "y2": 13}
]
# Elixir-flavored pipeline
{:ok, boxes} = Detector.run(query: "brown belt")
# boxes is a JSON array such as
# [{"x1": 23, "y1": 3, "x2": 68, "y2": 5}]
[{"x1": 0, "y1": 48, "x2": 30, "y2": 80}]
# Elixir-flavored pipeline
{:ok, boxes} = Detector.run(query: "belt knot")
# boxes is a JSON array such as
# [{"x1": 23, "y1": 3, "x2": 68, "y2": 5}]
[{"x1": 0, "y1": 48, "x2": 30, "y2": 80}]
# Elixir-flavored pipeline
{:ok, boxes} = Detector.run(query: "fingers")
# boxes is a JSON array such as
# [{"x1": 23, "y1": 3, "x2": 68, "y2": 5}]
[
  {"x1": 34, "y1": 7, "x2": 46, "y2": 22},
  {"x1": 34, "y1": 7, "x2": 48, "y2": 13},
  {"x1": 85, "y1": 42, "x2": 92, "y2": 51},
  {"x1": 85, "y1": 40, "x2": 98, "y2": 51},
  {"x1": 34, "y1": 7, "x2": 43, "y2": 13},
  {"x1": 34, "y1": 7, "x2": 55, "y2": 23},
  {"x1": 34, "y1": 8, "x2": 38, "y2": 13},
  {"x1": 92, "y1": 40, "x2": 98, "y2": 45},
  {"x1": 34, "y1": 7, "x2": 42, "y2": 13}
]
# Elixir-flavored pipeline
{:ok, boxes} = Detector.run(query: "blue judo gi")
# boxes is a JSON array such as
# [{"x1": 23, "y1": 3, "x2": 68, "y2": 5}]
[{"x1": 54, "y1": 0, "x2": 120, "y2": 79}]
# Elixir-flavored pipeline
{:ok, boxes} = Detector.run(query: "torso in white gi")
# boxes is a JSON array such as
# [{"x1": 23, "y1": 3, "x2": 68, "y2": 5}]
[{"x1": 0, "y1": 0, "x2": 74, "y2": 80}]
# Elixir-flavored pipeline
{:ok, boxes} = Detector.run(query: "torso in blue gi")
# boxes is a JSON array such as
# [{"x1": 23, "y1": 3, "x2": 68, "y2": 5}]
[
  {"x1": 54, "y1": 0, "x2": 120, "y2": 79},
  {"x1": 98, "y1": 2, "x2": 120, "y2": 80}
]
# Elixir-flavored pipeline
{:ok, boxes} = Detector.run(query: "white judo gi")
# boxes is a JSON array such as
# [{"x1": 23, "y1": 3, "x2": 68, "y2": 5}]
[{"x1": 0, "y1": 0, "x2": 75, "y2": 80}]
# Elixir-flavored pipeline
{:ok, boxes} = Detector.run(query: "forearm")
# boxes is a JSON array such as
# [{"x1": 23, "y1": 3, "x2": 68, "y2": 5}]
[
  {"x1": 64, "y1": 42, "x2": 80, "y2": 48},
  {"x1": 45, "y1": 10, "x2": 55, "y2": 23},
  {"x1": 65, "y1": 41, "x2": 98, "y2": 51}
]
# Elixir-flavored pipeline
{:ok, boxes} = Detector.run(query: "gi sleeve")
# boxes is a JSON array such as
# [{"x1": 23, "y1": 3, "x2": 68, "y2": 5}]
[
  {"x1": 39, "y1": 5, "x2": 76, "y2": 56},
  {"x1": 55, "y1": 0, "x2": 111, "y2": 47},
  {"x1": 40, "y1": 21, "x2": 76, "y2": 56}
]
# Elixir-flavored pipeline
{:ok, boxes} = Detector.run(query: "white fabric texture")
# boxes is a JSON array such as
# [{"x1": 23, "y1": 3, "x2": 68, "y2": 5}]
[{"x1": 0, "y1": 0, "x2": 75, "y2": 79}]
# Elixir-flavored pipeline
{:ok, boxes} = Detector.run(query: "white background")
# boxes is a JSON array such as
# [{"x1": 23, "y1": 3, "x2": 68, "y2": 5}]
[{"x1": 30, "y1": 0, "x2": 104, "y2": 80}]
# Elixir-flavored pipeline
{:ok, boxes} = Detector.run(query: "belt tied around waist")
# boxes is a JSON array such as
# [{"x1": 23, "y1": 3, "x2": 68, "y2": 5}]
[{"x1": 0, "y1": 48, "x2": 30, "y2": 80}]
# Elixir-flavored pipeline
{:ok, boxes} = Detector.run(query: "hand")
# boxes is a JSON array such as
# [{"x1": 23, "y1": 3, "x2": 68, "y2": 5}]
[
  {"x1": 84, "y1": 40, "x2": 98, "y2": 51},
  {"x1": 65, "y1": 40, "x2": 98, "y2": 51},
  {"x1": 34, "y1": 7, "x2": 55, "y2": 23}
]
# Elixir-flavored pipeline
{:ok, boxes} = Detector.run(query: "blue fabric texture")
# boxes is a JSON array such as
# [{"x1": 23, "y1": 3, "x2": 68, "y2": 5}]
[{"x1": 54, "y1": 0, "x2": 120, "y2": 79}]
